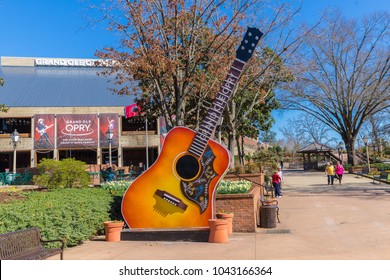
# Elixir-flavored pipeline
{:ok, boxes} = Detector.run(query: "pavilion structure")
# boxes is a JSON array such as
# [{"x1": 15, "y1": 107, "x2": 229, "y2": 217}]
[{"x1": 297, "y1": 142, "x2": 341, "y2": 170}]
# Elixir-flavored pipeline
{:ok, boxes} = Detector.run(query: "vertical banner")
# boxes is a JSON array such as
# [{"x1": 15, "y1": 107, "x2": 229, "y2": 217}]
[
  {"x1": 57, "y1": 114, "x2": 98, "y2": 148},
  {"x1": 100, "y1": 113, "x2": 118, "y2": 147},
  {"x1": 34, "y1": 114, "x2": 55, "y2": 149}
]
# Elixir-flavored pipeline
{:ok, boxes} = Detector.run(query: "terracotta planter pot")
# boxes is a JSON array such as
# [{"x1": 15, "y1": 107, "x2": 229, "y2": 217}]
[
  {"x1": 216, "y1": 213, "x2": 234, "y2": 235},
  {"x1": 104, "y1": 221, "x2": 124, "y2": 242},
  {"x1": 208, "y1": 219, "x2": 228, "y2": 243}
]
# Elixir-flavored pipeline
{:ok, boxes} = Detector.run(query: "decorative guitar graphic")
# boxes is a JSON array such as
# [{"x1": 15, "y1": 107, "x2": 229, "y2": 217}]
[
  {"x1": 37, "y1": 124, "x2": 54, "y2": 136},
  {"x1": 122, "y1": 27, "x2": 263, "y2": 228}
]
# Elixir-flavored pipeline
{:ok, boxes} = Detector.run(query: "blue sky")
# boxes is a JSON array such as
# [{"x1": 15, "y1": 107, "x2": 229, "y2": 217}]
[
  {"x1": 1, "y1": 0, "x2": 388, "y2": 58},
  {"x1": 0, "y1": 0, "x2": 389, "y2": 140}
]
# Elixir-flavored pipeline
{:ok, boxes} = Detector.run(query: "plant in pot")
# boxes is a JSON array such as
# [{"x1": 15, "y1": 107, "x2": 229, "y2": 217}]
[{"x1": 103, "y1": 220, "x2": 125, "y2": 242}]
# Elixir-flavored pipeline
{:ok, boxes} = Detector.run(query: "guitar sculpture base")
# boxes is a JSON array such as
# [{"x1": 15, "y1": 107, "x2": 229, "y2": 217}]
[{"x1": 121, "y1": 227, "x2": 210, "y2": 242}]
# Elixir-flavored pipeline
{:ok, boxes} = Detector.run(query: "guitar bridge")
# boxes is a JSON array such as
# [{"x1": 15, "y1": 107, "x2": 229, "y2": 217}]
[{"x1": 155, "y1": 189, "x2": 188, "y2": 211}]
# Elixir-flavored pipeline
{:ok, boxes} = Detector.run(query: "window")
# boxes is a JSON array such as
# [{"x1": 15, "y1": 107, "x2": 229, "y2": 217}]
[
  {"x1": 121, "y1": 116, "x2": 157, "y2": 132},
  {"x1": 0, "y1": 118, "x2": 31, "y2": 134}
]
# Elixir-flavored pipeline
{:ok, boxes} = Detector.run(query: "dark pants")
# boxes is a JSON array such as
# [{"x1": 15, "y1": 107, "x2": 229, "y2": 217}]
[
  {"x1": 327, "y1": 175, "x2": 334, "y2": 185},
  {"x1": 336, "y1": 174, "x2": 343, "y2": 184},
  {"x1": 273, "y1": 182, "x2": 281, "y2": 197}
]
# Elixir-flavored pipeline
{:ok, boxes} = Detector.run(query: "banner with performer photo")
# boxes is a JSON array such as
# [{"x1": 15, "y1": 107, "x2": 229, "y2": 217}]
[
  {"x1": 57, "y1": 114, "x2": 99, "y2": 148},
  {"x1": 99, "y1": 113, "x2": 118, "y2": 147},
  {"x1": 34, "y1": 114, "x2": 55, "y2": 150}
]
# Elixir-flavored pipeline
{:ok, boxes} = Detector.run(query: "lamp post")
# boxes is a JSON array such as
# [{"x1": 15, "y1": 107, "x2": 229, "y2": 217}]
[
  {"x1": 105, "y1": 128, "x2": 114, "y2": 166},
  {"x1": 362, "y1": 136, "x2": 370, "y2": 172},
  {"x1": 336, "y1": 142, "x2": 343, "y2": 163},
  {"x1": 10, "y1": 129, "x2": 20, "y2": 174}
]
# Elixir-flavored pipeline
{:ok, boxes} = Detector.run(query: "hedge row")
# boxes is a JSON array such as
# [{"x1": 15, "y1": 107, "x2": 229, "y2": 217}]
[{"x1": 0, "y1": 188, "x2": 114, "y2": 247}]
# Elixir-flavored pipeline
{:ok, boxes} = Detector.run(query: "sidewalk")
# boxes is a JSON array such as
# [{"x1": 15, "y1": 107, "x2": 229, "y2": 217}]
[{"x1": 49, "y1": 171, "x2": 390, "y2": 260}]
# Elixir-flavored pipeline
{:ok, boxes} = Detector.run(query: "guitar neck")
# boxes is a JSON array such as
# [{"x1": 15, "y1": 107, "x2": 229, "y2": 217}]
[
  {"x1": 188, "y1": 27, "x2": 263, "y2": 158},
  {"x1": 188, "y1": 59, "x2": 245, "y2": 157}
]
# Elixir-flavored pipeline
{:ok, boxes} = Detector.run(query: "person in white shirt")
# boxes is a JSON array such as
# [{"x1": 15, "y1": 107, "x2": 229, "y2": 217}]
[{"x1": 277, "y1": 167, "x2": 284, "y2": 196}]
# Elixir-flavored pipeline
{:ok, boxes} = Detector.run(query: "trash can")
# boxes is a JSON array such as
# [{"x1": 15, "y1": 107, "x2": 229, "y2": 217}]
[{"x1": 260, "y1": 204, "x2": 277, "y2": 228}]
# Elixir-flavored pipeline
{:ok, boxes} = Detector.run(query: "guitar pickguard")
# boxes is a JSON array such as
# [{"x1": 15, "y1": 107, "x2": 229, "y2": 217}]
[{"x1": 180, "y1": 146, "x2": 218, "y2": 213}]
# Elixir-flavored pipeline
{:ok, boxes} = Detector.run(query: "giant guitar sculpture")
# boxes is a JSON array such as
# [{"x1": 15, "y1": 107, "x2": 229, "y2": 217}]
[{"x1": 122, "y1": 27, "x2": 263, "y2": 228}]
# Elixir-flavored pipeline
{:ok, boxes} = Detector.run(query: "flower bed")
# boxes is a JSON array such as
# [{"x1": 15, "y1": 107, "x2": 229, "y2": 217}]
[
  {"x1": 216, "y1": 179, "x2": 251, "y2": 194},
  {"x1": 100, "y1": 180, "x2": 133, "y2": 195}
]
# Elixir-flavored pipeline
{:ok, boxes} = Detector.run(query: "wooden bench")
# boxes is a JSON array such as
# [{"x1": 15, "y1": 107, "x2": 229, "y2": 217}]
[
  {"x1": 0, "y1": 228, "x2": 64, "y2": 260},
  {"x1": 356, "y1": 168, "x2": 369, "y2": 178},
  {"x1": 263, "y1": 181, "x2": 275, "y2": 198},
  {"x1": 373, "y1": 171, "x2": 389, "y2": 184}
]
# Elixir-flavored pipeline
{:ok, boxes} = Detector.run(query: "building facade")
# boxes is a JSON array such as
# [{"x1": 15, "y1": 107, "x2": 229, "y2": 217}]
[{"x1": 0, "y1": 56, "x2": 160, "y2": 172}]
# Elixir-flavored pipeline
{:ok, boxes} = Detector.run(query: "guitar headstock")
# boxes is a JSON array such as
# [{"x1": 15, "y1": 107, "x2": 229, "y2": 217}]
[{"x1": 236, "y1": 27, "x2": 263, "y2": 62}]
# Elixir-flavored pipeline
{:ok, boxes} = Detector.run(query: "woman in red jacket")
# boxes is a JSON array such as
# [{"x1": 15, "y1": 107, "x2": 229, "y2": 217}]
[{"x1": 272, "y1": 170, "x2": 282, "y2": 198}]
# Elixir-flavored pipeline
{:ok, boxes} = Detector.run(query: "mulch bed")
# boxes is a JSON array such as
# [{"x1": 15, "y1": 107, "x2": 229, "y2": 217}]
[
  {"x1": 0, "y1": 191, "x2": 26, "y2": 204},
  {"x1": 0, "y1": 187, "x2": 46, "y2": 204}
]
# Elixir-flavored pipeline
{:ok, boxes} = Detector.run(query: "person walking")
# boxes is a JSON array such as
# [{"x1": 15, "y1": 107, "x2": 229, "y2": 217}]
[
  {"x1": 335, "y1": 162, "x2": 345, "y2": 184},
  {"x1": 277, "y1": 167, "x2": 284, "y2": 196},
  {"x1": 272, "y1": 170, "x2": 282, "y2": 198},
  {"x1": 325, "y1": 162, "x2": 335, "y2": 185}
]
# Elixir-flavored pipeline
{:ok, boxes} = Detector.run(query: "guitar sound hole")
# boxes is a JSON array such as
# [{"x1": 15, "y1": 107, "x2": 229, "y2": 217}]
[{"x1": 176, "y1": 154, "x2": 200, "y2": 180}]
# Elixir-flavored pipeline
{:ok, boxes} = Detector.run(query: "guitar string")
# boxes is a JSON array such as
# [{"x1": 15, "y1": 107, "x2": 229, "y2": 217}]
[{"x1": 189, "y1": 59, "x2": 245, "y2": 156}]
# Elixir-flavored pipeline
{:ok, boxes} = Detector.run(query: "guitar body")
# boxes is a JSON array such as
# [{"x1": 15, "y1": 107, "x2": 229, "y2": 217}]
[{"x1": 121, "y1": 126, "x2": 230, "y2": 229}]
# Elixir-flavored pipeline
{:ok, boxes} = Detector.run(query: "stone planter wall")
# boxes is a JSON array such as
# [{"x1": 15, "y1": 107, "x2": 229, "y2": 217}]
[{"x1": 216, "y1": 173, "x2": 264, "y2": 232}]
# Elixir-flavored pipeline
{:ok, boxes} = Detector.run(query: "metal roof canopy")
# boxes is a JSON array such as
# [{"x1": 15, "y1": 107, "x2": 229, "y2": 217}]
[
  {"x1": 297, "y1": 142, "x2": 333, "y2": 153},
  {"x1": 297, "y1": 142, "x2": 340, "y2": 171},
  {"x1": 0, "y1": 65, "x2": 133, "y2": 107}
]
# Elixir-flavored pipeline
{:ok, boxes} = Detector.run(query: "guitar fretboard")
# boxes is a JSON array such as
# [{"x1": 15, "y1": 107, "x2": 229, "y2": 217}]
[{"x1": 188, "y1": 59, "x2": 245, "y2": 157}]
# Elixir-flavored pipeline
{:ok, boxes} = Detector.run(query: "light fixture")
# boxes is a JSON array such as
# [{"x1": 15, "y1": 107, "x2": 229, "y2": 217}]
[
  {"x1": 10, "y1": 129, "x2": 20, "y2": 174},
  {"x1": 105, "y1": 128, "x2": 114, "y2": 166},
  {"x1": 10, "y1": 129, "x2": 20, "y2": 143}
]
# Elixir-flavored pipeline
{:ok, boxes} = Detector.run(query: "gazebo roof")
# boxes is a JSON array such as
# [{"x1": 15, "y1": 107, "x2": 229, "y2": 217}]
[{"x1": 297, "y1": 142, "x2": 334, "y2": 153}]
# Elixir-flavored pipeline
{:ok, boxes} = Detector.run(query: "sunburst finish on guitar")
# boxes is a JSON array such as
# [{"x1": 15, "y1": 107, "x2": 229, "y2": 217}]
[
  {"x1": 122, "y1": 27, "x2": 263, "y2": 229},
  {"x1": 122, "y1": 126, "x2": 230, "y2": 228}
]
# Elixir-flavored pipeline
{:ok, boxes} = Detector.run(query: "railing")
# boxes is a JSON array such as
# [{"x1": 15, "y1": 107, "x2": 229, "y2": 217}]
[{"x1": 0, "y1": 172, "x2": 33, "y2": 185}]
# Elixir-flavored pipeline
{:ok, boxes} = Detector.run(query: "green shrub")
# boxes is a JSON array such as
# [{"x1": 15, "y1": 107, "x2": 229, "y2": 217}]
[
  {"x1": 244, "y1": 162, "x2": 261, "y2": 174},
  {"x1": 100, "y1": 180, "x2": 132, "y2": 221},
  {"x1": 343, "y1": 164, "x2": 352, "y2": 171},
  {"x1": 217, "y1": 180, "x2": 252, "y2": 194},
  {"x1": 33, "y1": 158, "x2": 90, "y2": 189},
  {"x1": 372, "y1": 163, "x2": 390, "y2": 171},
  {"x1": 264, "y1": 174, "x2": 270, "y2": 184},
  {"x1": 0, "y1": 188, "x2": 113, "y2": 247}
]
